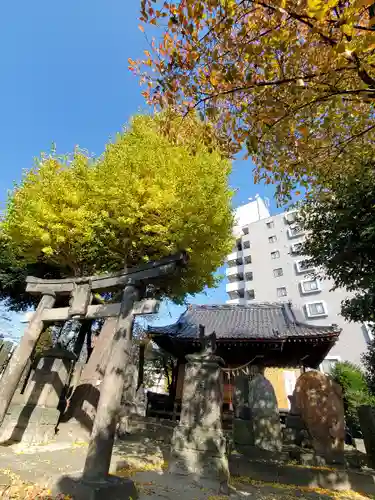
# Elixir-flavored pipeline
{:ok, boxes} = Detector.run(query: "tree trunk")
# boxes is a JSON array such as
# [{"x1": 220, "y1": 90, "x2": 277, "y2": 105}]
[
  {"x1": 0, "y1": 293, "x2": 56, "y2": 425},
  {"x1": 83, "y1": 284, "x2": 140, "y2": 480}
]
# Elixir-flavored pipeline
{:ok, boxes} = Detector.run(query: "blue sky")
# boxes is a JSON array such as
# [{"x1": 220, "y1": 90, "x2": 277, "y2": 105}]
[{"x1": 0, "y1": 0, "x2": 281, "y2": 339}]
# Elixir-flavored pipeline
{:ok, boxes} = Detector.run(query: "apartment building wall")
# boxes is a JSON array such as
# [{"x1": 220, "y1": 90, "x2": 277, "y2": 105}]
[{"x1": 226, "y1": 210, "x2": 370, "y2": 366}]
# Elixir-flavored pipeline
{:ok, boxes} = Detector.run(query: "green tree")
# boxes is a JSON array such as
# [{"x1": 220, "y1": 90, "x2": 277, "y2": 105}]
[
  {"x1": 134, "y1": 0, "x2": 375, "y2": 202},
  {"x1": 362, "y1": 336, "x2": 375, "y2": 396},
  {"x1": 0, "y1": 236, "x2": 67, "y2": 311},
  {"x1": 299, "y1": 165, "x2": 375, "y2": 324},
  {"x1": 331, "y1": 361, "x2": 375, "y2": 436},
  {"x1": 1, "y1": 111, "x2": 234, "y2": 303}
]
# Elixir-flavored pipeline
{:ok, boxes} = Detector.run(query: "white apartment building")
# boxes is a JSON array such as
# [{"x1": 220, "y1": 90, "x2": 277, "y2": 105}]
[{"x1": 225, "y1": 198, "x2": 371, "y2": 368}]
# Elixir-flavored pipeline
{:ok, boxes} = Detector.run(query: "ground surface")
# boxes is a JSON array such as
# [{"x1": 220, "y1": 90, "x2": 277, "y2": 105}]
[{"x1": 0, "y1": 436, "x2": 372, "y2": 499}]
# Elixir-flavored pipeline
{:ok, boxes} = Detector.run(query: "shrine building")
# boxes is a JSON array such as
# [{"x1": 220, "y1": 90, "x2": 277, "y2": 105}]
[{"x1": 146, "y1": 303, "x2": 341, "y2": 416}]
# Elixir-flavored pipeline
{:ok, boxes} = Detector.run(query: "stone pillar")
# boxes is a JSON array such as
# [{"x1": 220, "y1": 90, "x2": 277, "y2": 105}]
[
  {"x1": 233, "y1": 375, "x2": 253, "y2": 450},
  {"x1": 66, "y1": 318, "x2": 117, "y2": 431},
  {"x1": 0, "y1": 341, "x2": 13, "y2": 375},
  {"x1": 358, "y1": 405, "x2": 375, "y2": 468},
  {"x1": 0, "y1": 292, "x2": 56, "y2": 426},
  {"x1": 0, "y1": 348, "x2": 76, "y2": 445},
  {"x1": 169, "y1": 351, "x2": 229, "y2": 492},
  {"x1": 117, "y1": 362, "x2": 138, "y2": 436}
]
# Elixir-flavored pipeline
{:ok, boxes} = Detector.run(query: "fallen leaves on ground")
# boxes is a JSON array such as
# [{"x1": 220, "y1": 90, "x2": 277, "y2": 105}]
[
  {"x1": 0, "y1": 469, "x2": 71, "y2": 499},
  {"x1": 230, "y1": 476, "x2": 371, "y2": 499},
  {"x1": 115, "y1": 459, "x2": 372, "y2": 500}
]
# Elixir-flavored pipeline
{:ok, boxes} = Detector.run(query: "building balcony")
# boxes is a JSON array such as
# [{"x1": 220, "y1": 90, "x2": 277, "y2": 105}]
[
  {"x1": 295, "y1": 259, "x2": 315, "y2": 274},
  {"x1": 290, "y1": 240, "x2": 305, "y2": 255},
  {"x1": 284, "y1": 211, "x2": 298, "y2": 225},
  {"x1": 226, "y1": 281, "x2": 245, "y2": 293},
  {"x1": 227, "y1": 250, "x2": 243, "y2": 262},
  {"x1": 226, "y1": 265, "x2": 243, "y2": 277},
  {"x1": 287, "y1": 225, "x2": 304, "y2": 239}
]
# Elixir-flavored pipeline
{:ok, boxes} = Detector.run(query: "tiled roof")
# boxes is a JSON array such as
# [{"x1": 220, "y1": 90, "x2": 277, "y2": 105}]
[{"x1": 147, "y1": 303, "x2": 341, "y2": 341}]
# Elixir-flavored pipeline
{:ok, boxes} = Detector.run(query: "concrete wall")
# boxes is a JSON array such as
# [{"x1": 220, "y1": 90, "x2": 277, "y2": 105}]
[{"x1": 226, "y1": 211, "x2": 369, "y2": 366}]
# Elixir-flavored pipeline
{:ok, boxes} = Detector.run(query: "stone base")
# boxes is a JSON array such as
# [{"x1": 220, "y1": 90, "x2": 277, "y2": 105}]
[
  {"x1": 233, "y1": 418, "x2": 253, "y2": 447},
  {"x1": 0, "y1": 404, "x2": 59, "y2": 445},
  {"x1": 169, "y1": 424, "x2": 229, "y2": 490},
  {"x1": 235, "y1": 444, "x2": 289, "y2": 462},
  {"x1": 54, "y1": 475, "x2": 138, "y2": 500},
  {"x1": 233, "y1": 414, "x2": 282, "y2": 453}
]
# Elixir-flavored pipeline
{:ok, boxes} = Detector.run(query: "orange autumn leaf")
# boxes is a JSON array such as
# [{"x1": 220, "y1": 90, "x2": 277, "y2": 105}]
[{"x1": 133, "y1": 0, "x2": 375, "y2": 204}]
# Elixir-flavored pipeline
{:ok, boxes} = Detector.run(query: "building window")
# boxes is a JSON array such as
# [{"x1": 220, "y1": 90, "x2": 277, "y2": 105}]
[
  {"x1": 268, "y1": 235, "x2": 277, "y2": 244},
  {"x1": 300, "y1": 278, "x2": 320, "y2": 294},
  {"x1": 287, "y1": 224, "x2": 304, "y2": 239},
  {"x1": 273, "y1": 268, "x2": 283, "y2": 278},
  {"x1": 236, "y1": 239, "x2": 242, "y2": 251},
  {"x1": 244, "y1": 255, "x2": 252, "y2": 265},
  {"x1": 245, "y1": 271, "x2": 253, "y2": 281},
  {"x1": 295, "y1": 259, "x2": 315, "y2": 274},
  {"x1": 266, "y1": 220, "x2": 275, "y2": 229},
  {"x1": 320, "y1": 356, "x2": 340, "y2": 375},
  {"x1": 277, "y1": 287, "x2": 287, "y2": 297},
  {"x1": 271, "y1": 250, "x2": 280, "y2": 260},
  {"x1": 246, "y1": 289, "x2": 255, "y2": 300},
  {"x1": 305, "y1": 301, "x2": 327, "y2": 318},
  {"x1": 243, "y1": 240, "x2": 251, "y2": 249},
  {"x1": 242, "y1": 227, "x2": 249, "y2": 235},
  {"x1": 291, "y1": 241, "x2": 304, "y2": 255}
]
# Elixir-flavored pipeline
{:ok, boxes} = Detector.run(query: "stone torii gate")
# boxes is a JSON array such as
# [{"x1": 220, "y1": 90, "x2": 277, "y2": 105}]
[{"x1": 0, "y1": 252, "x2": 187, "y2": 499}]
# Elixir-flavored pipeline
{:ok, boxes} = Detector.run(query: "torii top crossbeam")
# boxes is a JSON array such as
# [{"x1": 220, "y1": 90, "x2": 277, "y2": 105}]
[{"x1": 24, "y1": 252, "x2": 188, "y2": 323}]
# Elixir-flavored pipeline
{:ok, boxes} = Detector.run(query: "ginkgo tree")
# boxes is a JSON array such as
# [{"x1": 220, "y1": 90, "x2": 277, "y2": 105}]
[
  {"x1": 1, "y1": 111, "x2": 234, "y2": 303},
  {"x1": 133, "y1": 0, "x2": 375, "y2": 202}
]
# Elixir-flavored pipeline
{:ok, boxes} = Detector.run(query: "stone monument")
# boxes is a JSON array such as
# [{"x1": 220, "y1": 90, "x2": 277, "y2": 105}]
[
  {"x1": 169, "y1": 325, "x2": 229, "y2": 493},
  {"x1": 233, "y1": 367, "x2": 282, "y2": 454},
  {"x1": 248, "y1": 369, "x2": 282, "y2": 453},
  {"x1": 291, "y1": 371, "x2": 345, "y2": 463}
]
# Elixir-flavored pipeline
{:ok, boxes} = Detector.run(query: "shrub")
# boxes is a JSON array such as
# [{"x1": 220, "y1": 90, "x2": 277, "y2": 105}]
[{"x1": 330, "y1": 361, "x2": 375, "y2": 437}]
